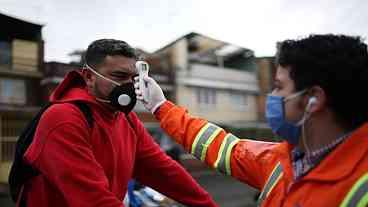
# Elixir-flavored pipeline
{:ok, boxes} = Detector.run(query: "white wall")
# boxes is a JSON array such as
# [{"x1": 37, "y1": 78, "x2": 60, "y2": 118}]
[{"x1": 176, "y1": 85, "x2": 258, "y2": 123}]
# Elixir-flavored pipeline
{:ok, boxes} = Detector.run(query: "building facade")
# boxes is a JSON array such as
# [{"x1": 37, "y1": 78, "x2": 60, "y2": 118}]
[
  {"x1": 0, "y1": 12, "x2": 44, "y2": 204},
  {"x1": 150, "y1": 32, "x2": 260, "y2": 127}
]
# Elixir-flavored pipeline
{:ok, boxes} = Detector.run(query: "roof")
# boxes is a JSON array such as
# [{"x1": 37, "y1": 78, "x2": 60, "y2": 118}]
[
  {"x1": 0, "y1": 10, "x2": 45, "y2": 26},
  {"x1": 152, "y1": 32, "x2": 198, "y2": 53},
  {"x1": 153, "y1": 31, "x2": 252, "y2": 54}
]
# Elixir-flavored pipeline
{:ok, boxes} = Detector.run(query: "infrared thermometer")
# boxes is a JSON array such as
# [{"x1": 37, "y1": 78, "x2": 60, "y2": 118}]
[{"x1": 136, "y1": 61, "x2": 150, "y2": 102}]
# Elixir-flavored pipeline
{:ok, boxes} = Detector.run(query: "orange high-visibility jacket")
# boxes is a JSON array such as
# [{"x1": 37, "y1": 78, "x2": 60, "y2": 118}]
[{"x1": 156, "y1": 101, "x2": 368, "y2": 207}]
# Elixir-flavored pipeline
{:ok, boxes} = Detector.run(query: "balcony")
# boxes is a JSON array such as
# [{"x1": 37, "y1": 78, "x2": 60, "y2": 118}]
[
  {"x1": 0, "y1": 113, "x2": 32, "y2": 183},
  {"x1": 178, "y1": 63, "x2": 259, "y2": 93},
  {"x1": 0, "y1": 39, "x2": 42, "y2": 79}
]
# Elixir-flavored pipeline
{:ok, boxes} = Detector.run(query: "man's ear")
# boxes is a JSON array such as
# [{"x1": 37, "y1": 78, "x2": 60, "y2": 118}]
[{"x1": 82, "y1": 69, "x2": 94, "y2": 89}]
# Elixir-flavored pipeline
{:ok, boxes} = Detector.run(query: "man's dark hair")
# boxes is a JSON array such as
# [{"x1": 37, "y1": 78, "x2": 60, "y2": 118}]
[
  {"x1": 85, "y1": 39, "x2": 137, "y2": 68},
  {"x1": 276, "y1": 34, "x2": 368, "y2": 129}
]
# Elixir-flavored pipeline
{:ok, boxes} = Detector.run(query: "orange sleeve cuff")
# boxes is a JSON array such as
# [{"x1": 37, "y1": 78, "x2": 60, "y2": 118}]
[{"x1": 154, "y1": 100, "x2": 175, "y2": 121}]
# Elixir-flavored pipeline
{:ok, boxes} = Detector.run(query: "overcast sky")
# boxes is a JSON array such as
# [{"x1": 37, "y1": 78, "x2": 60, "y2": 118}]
[{"x1": 1, "y1": 0, "x2": 368, "y2": 63}]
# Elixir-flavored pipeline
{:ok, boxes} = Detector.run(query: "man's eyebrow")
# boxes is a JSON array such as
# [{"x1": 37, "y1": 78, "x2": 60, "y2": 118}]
[
  {"x1": 111, "y1": 70, "x2": 131, "y2": 76},
  {"x1": 110, "y1": 63, "x2": 138, "y2": 76}
]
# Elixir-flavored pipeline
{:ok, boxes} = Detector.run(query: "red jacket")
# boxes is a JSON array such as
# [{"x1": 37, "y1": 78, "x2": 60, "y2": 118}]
[
  {"x1": 156, "y1": 101, "x2": 368, "y2": 207},
  {"x1": 23, "y1": 71, "x2": 217, "y2": 207}
]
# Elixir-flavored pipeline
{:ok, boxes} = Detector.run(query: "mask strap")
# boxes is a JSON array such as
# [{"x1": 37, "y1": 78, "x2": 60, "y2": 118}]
[
  {"x1": 284, "y1": 89, "x2": 307, "y2": 102},
  {"x1": 95, "y1": 97, "x2": 111, "y2": 103},
  {"x1": 84, "y1": 64, "x2": 121, "y2": 86}
]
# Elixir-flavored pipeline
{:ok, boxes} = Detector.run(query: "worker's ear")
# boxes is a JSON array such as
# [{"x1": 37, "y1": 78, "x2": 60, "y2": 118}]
[{"x1": 306, "y1": 86, "x2": 326, "y2": 113}]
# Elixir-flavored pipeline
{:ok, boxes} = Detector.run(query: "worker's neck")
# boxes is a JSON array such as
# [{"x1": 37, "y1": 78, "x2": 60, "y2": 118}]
[{"x1": 298, "y1": 111, "x2": 349, "y2": 153}]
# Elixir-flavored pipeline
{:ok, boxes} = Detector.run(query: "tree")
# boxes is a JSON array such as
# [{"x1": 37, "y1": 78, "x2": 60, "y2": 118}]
[{"x1": 68, "y1": 49, "x2": 86, "y2": 66}]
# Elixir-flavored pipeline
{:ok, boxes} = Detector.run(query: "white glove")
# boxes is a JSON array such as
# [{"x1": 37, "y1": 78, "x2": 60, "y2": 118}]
[{"x1": 134, "y1": 75, "x2": 167, "y2": 114}]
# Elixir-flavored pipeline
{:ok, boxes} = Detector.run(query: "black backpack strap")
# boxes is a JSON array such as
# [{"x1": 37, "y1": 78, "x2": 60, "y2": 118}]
[{"x1": 73, "y1": 102, "x2": 94, "y2": 128}]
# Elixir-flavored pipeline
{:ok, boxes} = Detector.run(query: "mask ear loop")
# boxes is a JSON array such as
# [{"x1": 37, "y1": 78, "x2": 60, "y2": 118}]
[
  {"x1": 95, "y1": 97, "x2": 111, "y2": 103},
  {"x1": 84, "y1": 64, "x2": 121, "y2": 86},
  {"x1": 284, "y1": 89, "x2": 307, "y2": 102},
  {"x1": 84, "y1": 64, "x2": 118, "y2": 104}
]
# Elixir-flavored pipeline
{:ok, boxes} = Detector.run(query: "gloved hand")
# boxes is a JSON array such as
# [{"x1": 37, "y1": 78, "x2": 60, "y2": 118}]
[{"x1": 134, "y1": 75, "x2": 167, "y2": 114}]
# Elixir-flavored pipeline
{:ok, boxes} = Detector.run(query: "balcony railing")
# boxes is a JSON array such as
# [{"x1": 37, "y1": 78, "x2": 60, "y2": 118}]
[
  {"x1": 0, "y1": 114, "x2": 31, "y2": 163},
  {"x1": 0, "y1": 136, "x2": 17, "y2": 162}
]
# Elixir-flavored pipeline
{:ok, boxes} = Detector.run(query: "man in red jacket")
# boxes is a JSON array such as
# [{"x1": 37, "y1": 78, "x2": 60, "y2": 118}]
[{"x1": 23, "y1": 39, "x2": 217, "y2": 207}]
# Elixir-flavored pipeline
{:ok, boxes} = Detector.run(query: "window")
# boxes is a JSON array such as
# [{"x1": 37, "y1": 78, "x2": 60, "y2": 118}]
[
  {"x1": 12, "y1": 39, "x2": 39, "y2": 72},
  {"x1": 230, "y1": 92, "x2": 248, "y2": 111},
  {"x1": 0, "y1": 41, "x2": 11, "y2": 69},
  {"x1": 0, "y1": 78, "x2": 26, "y2": 104},
  {"x1": 196, "y1": 88, "x2": 216, "y2": 106}
]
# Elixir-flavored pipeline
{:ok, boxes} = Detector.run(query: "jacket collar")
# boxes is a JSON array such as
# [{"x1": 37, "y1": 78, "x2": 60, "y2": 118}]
[
  {"x1": 304, "y1": 123, "x2": 368, "y2": 181},
  {"x1": 275, "y1": 123, "x2": 368, "y2": 182}
]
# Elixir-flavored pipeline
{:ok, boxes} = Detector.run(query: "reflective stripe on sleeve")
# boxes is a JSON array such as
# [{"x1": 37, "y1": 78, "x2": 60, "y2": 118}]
[
  {"x1": 191, "y1": 123, "x2": 222, "y2": 161},
  {"x1": 257, "y1": 162, "x2": 283, "y2": 207},
  {"x1": 214, "y1": 134, "x2": 240, "y2": 175}
]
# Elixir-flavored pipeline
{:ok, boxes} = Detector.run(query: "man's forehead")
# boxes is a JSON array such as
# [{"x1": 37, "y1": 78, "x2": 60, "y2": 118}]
[{"x1": 103, "y1": 56, "x2": 137, "y2": 73}]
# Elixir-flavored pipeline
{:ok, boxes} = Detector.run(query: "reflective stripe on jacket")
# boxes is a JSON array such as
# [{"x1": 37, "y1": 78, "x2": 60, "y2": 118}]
[
  {"x1": 340, "y1": 173, "x2": 368, "y2": 207},
  {"x1": 156, "y1": 101, "x2": 368, "y2": 207}
]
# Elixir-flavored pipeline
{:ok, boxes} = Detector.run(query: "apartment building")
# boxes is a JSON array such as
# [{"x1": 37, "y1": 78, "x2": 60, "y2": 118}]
[
  {"x1": 0, "y1": 12, "x2": 44, "y2": 201},
  {"x1": 150, "y1": 32, "x2": 260, "y2": 128}
]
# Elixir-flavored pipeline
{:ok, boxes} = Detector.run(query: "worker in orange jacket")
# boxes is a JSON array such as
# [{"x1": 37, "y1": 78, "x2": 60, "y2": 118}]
[{"x1": 135, "y1": 34, "x2": 368, "y2": 207}]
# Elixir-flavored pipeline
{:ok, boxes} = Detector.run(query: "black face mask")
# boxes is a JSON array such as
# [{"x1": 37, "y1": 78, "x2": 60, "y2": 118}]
[
  {"x1": 85, "y1": 64, "x2": 137, "y2": 114},
  {"x1": 108, "y1": 82, "x2": 137, "y2": 114}
]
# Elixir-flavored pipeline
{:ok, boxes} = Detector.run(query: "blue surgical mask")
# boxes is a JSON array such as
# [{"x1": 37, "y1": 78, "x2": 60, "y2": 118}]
[{"x1": 265, "y1": 90, "x2": 306, "y2": 145}]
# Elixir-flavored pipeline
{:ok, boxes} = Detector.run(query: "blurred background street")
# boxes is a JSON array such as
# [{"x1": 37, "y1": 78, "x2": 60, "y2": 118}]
[{"x1": 1, "y1": 0, "x2": 368, "y2": 206}]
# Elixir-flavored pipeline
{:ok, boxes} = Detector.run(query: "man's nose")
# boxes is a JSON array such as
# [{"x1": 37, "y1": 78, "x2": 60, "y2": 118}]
[{"x1": 270, "y1": 89, "x2": 277, "y2": 95}]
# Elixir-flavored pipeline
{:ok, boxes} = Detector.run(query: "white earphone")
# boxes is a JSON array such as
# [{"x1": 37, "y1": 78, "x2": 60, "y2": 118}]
[{"x1": 306, "y1": 97, "x2": 317, "y2": 110}]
